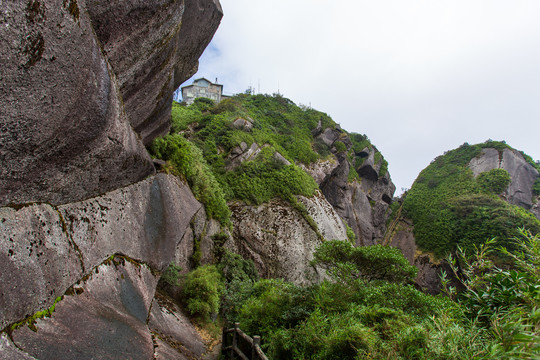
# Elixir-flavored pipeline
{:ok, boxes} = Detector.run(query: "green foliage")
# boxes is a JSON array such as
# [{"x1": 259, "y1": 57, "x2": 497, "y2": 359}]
[
  {"x1": 345, "y1": 223, "x2": 356, "y2": 244},
  {"x1": 334, "y1": 140, "x2": 347, "y2": 153},
  {"x1": 149, "y1": 134, "x2": 231, "y2": 226},
  {"x1": 182, "y1": 265, "x2": 225, "y2": 322},
  {"x1": 223, "y1": 147, "x2": 318, "y2": 205},
  {"x1": 160, "y1": 263, "x2": 182, "y2": 287},
  {"x1": 476, "y1": 168, "x2": 511, "y2": 194},
  {"x1": 218, "y1": 250, "x2": 259, "y2": 284},
  {"x1": 444, "y1": 230, "x2": 540, "y2": 358},
  {"x1": 311, "y1": 240, "x2": 417, "y2": 284},
  {"x1": 403, "y1": 142, "x2": 540, "y2": 258},
  {"x1": 533, "y1": 177, "x2": 540, "y2": 196}
]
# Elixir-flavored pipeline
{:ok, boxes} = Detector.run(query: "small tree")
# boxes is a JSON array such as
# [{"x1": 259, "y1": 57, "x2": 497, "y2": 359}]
[{"x1": 183, "y1": 265, "x2": 225, "y2": 322}]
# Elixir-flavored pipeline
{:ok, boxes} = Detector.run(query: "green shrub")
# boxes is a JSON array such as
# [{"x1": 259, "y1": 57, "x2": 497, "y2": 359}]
[
  {"x1": 160, "y1": 262, "x2": 182, "y2": 287},
  {"x1": 149, "y1": 134, "x2": 231, "y2": 227},
  {"x1": 334, "y1": 140, "x2": 347, "y2": 153},
  {"x1": 312, "y1": 240, "x2": 417, "y2": 284},
  {"x1": 476, "y1": 168, "x2": 511, "y2": 194},
  {"x1": 183, "y1": 265, "x2": 225, "y2": 322}
]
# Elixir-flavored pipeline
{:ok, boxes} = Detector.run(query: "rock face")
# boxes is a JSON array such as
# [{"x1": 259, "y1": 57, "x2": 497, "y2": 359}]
[
  {"x1": 468, "y1": 147, "x2": 539, "y2": 211},
  {"x1": 388, "y1": 220, "x2": 442, "y2": 294},
  {"x1": 0, "y1": 0, "x2": 155, "y2": 207},
  {"x1": 86, "y1": 0, "x2": 223, "y2": 144},
  {"x1": 228, "y1": 192, "x2": 348, "y2": 285},
  {"x1": 320, "y1": 146, "x2": 395, "y2": 246},
  {"x1": 0, "y1": 0, "x2": 223, "y2": 207},
  {"x1": 0, "y1": 174, "x2": 200, "y2": 330},
  {"x1": 8, "y1": 255, "x2": 213, "y2": 360}
]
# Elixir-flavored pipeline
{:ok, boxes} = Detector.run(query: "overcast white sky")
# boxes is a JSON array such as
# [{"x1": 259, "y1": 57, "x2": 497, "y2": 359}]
[{"x1": 182, "y1": 0, "x2": 540, "y2": 194}]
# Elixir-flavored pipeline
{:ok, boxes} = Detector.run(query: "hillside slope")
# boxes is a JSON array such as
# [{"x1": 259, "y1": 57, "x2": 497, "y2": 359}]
[{"x1": 401, "y1": 141, "x2": 540, "y2": 259}]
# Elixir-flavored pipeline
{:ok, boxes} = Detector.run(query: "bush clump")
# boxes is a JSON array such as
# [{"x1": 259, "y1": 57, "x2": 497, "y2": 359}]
[{"x1": 183, "y1": 265, "x2": 225, "y2": 322}]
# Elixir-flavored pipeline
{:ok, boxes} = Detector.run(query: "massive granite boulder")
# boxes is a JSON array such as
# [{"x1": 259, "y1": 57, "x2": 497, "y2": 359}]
[
  {"x1": 0, "y1": 173, "x2": 200, "y2": 330},
  {"x1": 0, "y1": 0, "x2": 155, "y2": 207},
  {"x1": 0, "y1": 0, "x2": 223, "y2": 207},
  {"x1": 228, "y1": 192, "x2": 348, "y2": 285},
  {"x1": 468, "y1": 147, "x2": 539, "y2": 211},
  {"x1": 86, "y1": 0, "x2": 223, "y2": 144}
]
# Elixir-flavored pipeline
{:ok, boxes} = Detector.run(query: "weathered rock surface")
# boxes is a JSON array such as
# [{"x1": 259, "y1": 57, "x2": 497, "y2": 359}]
[
  {"x1": 86, "y1": 0, "x2": 223, "y2": 144},
  {"x1": 468, "y1": 148, "x2": 539, "y2": 210},
  {"x1": 320, "y1": 150, "x2": 395, "y2": 246},
  {"x1": 0, "y1": 174, "x2": 200, "y2": 330},
  {"x1": 228, "y1": 192, "x2": 348, "y2": 285},
  {"x1": 11, "y1": 258, "x2": 157, "y2": 360},
  {"x1": 232, "y1": 118, "x2": 254, "y2": 131},
  {"x1": 60, "y1": 173, "x2": 201, "y2": 272},
  {"x1": 299, "y1": 158, "x2": 339, "y2": 185},
  {"x1": 226, "y1": 142, "x2": 263, "y2": 170},
  {"x1": 0, "y1": 333, "x2": 36, "y2": 360},
  {"x1": 0, "y1": 0, "x2": 155, "y2": 207},
  {"x1": 388, "y1": 220, "x2": 443, "y2": 294},
  {"x1": 149, "y1": 293, "x2": 207, "y2": 359}
]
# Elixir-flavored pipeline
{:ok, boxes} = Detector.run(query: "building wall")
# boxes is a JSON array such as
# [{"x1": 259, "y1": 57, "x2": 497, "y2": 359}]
[{"x1": 182, "y1": 79, "x2": 222, "y2": 104}]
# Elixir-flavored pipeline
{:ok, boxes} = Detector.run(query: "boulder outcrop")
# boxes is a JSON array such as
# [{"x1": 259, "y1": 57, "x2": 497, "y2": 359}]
[
  {"x1": 86, "y1": 0, "x2": 223, "y2": 144},
  {"x1": 0, "y1": 0, "x2": 155, "y2": 207},
  {"x1": 0, "y1": 174, "x2": 200, "y2": 330},
  {"x1": 0, "y1": 0, "x2": 223, "y2": 207},
  {"x1": 388, "y1": 220, "x2": 443, "y2": 294},
  {"x1": 228, "y1": 192, "x2": 348, "y2": 285},
  {"x1": 320, "y1": 147, "x2": 395, "y2": 246},
  {"x1": 468, "y1": 147, "x2": 539, "y2": 211}
]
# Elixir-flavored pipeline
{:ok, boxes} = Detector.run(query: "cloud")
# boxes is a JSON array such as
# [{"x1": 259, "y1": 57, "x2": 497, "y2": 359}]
[{"x1": 186, "y1": 0, "x2": 540, "y2": 193}]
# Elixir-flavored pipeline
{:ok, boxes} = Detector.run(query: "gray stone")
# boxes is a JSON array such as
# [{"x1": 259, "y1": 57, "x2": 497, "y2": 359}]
[
  {"x1": 320, "y1": 145, "x2": 395, "y2": 245},
  {"x1": 154, "y1": 338, "x2": 190, "y2": 360},
  {"x1": 86, "y1": 0, "x2": 223, "y2": 144},
  {"x1": 0, "y1": 334, "x2": 36, "y2": 360},
  {"x1": 12, "y1": 259, "x2": 157, "y2": 360},
  {"x1": 0, "y1": 174, "x2": 200, "y2": 330},
  {"x1": 298, "y1": 158, "x2": 340, "y2": 185},
  {"x1": 229, "y1": 194, "x2": 347, "y2": 285},
  {"x1": 0, "y1": 0, "x2": 155, "y2": 207},
  {"x1": 59, "y1": 173, "x2": 201, "y2": 272},
  {"x1": 468, "y1": 148, "x2": 501, "y2": 176},
  {"x1": 232, "y1": 118, "x2": 254, "y2": 131},
  {"x1": 468, "y1": 147, "x2": 539, "y2": 210},
  {"x1": 273, "y1": 151, "x2": 291, "y2": 166},
  {"x1": 317, "y1": 128, "x2": 341, "y2": 147},
  {"x1": 501, "y1": 148, "x2": 539, "y2": 209},
  {"x1": 226, "y1": 143, "x2": 262, "y2": 170},
  {"x1": 149, "y1": 295, "x2": 206, "y2": 358},
  {"x1": 297, "y1": 191, "x2": 348, "y2": 241},
  {"x1": 0, "y1": 205, "x2": 84, "y2": 329}
]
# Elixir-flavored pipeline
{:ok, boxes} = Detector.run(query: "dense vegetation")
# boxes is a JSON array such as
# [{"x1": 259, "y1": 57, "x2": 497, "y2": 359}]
[
  {"x1": 149, "y1": 94, "x2": 389, "y2": 226},
  {"x1": 172, "y1": 235, "x2": 539, "y2": 359},
  {"x1": 155, "y1": 97, "x2": 540, "y2": 359},
  {"x1": 403, "y1": 141, "x2": 540, "y2": 258}
]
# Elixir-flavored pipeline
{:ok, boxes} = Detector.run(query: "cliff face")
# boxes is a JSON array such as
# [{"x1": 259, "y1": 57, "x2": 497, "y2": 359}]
[
  {"x1": 1, "y1": 1, "x2": 222, "y2": 357},
  {"x1": 0, "y1": 0, "x2": 222, "y2": 207},
  {"x1": 228, "y1": 192, "x2": 348, "y2": 285},
  {"x1": 317, "y1": 129, "x2": 396, "y2": 246}
]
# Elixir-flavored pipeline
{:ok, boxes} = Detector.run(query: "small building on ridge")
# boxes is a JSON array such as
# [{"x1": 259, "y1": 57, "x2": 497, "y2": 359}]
[{"x1": 181, "y1": 78, "x2": 228, "y2": 105}]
